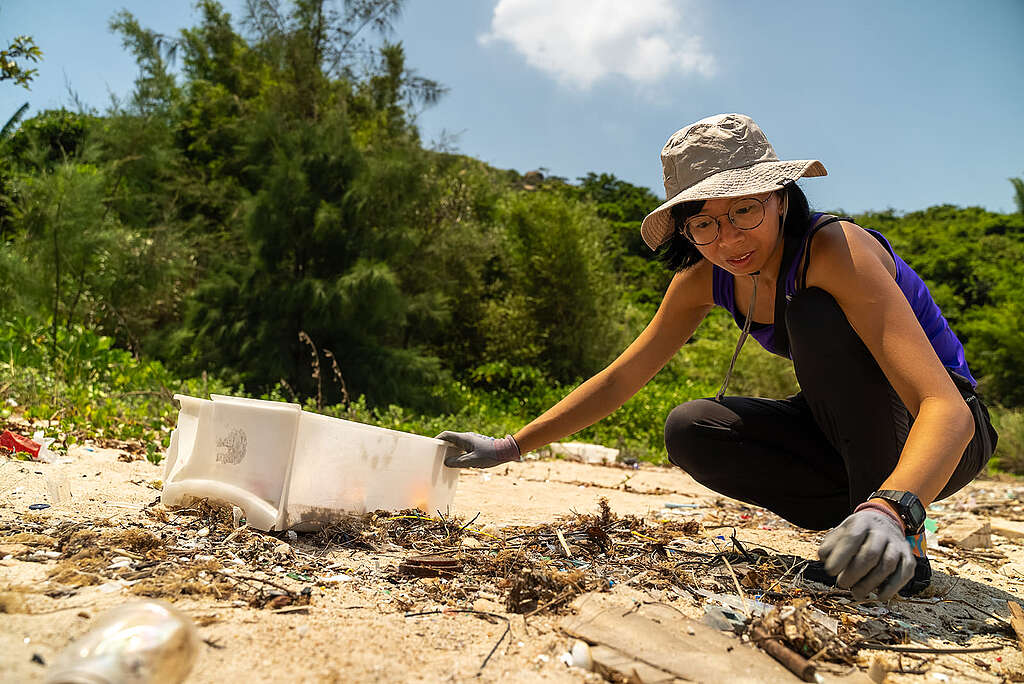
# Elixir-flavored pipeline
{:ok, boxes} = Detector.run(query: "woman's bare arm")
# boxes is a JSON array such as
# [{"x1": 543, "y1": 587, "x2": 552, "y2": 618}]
[
  {"x1": 805, "y1": 222, "x2": 975, "y2": 508},
  {"x1": 513, "y1": 260, "x2": 716, "y2": 454}
]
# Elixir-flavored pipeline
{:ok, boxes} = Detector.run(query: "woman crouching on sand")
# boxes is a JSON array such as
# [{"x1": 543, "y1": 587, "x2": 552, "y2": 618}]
[{"x1": 439, "y1": 113, "x2": 998, "y2": 601}]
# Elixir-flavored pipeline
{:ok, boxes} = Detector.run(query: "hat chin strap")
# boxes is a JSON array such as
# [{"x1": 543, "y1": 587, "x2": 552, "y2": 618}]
[
  {"x1": 714, "y1": 193, "x2": 788, "y2": 402},
  {"x1": 715, "y1": 272, "x2": 757, "y2": 401}
]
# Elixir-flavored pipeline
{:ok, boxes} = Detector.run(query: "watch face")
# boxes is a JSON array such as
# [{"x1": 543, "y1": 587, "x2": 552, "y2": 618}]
[{"x1": 899, "y1": 492, "x2": 926, "y2": 531}]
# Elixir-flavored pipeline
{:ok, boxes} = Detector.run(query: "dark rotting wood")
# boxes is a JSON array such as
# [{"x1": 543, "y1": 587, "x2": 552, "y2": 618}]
[{"x1": 399, "y1": 554, "x2": 463, "y2": 578}]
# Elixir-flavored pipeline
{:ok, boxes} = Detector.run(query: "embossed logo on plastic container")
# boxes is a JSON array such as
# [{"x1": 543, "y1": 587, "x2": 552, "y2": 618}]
[{"x1": 216, "y1": 427, "x2": 247, "y2": 464}]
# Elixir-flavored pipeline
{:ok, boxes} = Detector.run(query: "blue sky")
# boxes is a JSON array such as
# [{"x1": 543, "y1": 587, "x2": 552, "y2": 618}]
[{"x1": 3, "y1": 0, "x2": 1023, "y2": 214}]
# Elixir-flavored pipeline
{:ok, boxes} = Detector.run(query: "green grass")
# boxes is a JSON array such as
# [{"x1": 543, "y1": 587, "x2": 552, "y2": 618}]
[{"x1": 988, "y1": 405, "x2": 1024, "y2": 477}]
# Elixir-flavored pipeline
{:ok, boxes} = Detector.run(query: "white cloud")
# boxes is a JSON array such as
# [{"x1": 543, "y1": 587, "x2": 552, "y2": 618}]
[{"x1": 480, "y1": 0, "x2": 716, "y2": 89}]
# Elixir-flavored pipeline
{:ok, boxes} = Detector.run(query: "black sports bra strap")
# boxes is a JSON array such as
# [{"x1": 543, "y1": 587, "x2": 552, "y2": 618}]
[{"x1": 798, "y1": 215, "x2": 852, "y2": 290}]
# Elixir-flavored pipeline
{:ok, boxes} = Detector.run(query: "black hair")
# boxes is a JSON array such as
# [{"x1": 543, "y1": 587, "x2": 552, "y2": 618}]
[{"x1": 655, "y1": 183, "x2": 812, "y2": 272}]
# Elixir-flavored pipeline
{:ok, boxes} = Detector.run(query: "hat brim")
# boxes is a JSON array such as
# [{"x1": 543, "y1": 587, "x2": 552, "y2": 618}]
[{"x1": 640, "y1": 159, "x2": 827, "y2": 251}]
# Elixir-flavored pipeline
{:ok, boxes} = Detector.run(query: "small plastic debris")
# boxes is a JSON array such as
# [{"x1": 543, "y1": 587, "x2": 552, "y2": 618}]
[
  {"x1": 703, "y1": 605, "x2": 745, "y2": 633},
  {"x1": 1, "y1": 431, "x2": 41, "y2": 458},
  {"x1": 46, "y1": 472, "x2": 72, "y2": 505},
  {"x1": 806, "y1": 607, "x2": 839, "y2": 635},
  {"x1": 286, "y1": 530, "x2": 298, "y2": 541},
  {"x1": 320, "y1": 574, "x2": 353, "y2": 584},
  {"x1": 31, "y1": 431, "x2": 58, "y2": 462},
  {"x1": 695, "y1": 589, "x2": 770, "y2": 617},
  {"x1": 548, "y1": 442, "x2": 618, "y2": 465},
  {"x1": 44, "y1": 599, "x2": 198, "y2": 684},
  {"x1": 232, "y1": 506, "x2": 244, "y2": 528},
  {"x1": 664, "y1": 502, "x2": 701, "y2": 509},
  {"x1": 28, "y1": 504, "x2": 51, "y2": 511},
  {"x1": 196, "y1": 527, "x2": 210, "y2": 538}
]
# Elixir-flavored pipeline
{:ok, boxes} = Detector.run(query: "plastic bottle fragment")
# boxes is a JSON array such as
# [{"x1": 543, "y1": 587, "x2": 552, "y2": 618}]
[{"x1": 44, "y1": 599, "x2": 199, "y2": 684}]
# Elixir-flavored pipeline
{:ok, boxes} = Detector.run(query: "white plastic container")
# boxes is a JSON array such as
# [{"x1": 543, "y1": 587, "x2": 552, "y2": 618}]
[{"x1": 161, "y1": 394, "x2": 460, "y2": 531}]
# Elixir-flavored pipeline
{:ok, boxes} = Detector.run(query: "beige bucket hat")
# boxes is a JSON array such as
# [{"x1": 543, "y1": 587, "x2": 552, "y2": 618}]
[{"x1": 640, "y1": 113, "x2": 827, "y2": 250}]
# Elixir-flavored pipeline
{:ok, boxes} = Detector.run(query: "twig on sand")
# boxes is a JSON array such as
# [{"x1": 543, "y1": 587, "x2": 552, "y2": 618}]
[
  {"x1": 856, "y1": 643, "x2": 1004, "y2": 655},
  {"x1": 405, "y1": 609, "x2": 511, "y2": 676}
]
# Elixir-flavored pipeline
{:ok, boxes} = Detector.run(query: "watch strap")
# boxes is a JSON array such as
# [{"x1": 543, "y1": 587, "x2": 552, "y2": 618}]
[{"x1": 868, "y1": 489, "x2": 926, "y2": 534}]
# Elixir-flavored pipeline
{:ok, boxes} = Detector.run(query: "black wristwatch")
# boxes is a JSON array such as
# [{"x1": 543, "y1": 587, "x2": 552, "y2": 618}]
[{"x1": 868, "y1": 490, "x2": 926, "y2": 535}]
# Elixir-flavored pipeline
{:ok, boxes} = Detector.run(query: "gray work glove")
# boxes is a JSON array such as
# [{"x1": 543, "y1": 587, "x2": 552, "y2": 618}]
[
  {"x1": 436, "y1": 431, "x2": 521, "y2": 469},
  {"x1": 817, "y1": 507, "x2": 915, "y2": 601}
]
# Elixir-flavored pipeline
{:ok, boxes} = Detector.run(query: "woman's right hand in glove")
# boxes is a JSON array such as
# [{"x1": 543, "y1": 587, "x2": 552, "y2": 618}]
[{"x1": 436, "y1": 431, "x2": 521, "y2": 468}]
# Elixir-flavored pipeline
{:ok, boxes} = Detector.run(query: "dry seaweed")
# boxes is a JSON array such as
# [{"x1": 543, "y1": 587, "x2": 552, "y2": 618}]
[
  {"x1": 504, "y1": 567, "x2": 592, "y2": 615},
  {"x1": 5, "y1": 486, "x2": 1015, "y2": 678},
  {"x1": 751, "y1": 597, "x2": 857, "y2": 664}
]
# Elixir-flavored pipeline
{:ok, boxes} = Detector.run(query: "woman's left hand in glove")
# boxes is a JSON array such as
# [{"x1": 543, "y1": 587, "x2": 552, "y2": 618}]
[{"x1": 817, "y1": 506, "x2": 915, "y2": 601}]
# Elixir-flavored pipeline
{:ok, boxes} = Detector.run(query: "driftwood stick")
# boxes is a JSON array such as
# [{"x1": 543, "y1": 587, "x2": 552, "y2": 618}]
[
  {"x1": 1008, "y1": 601, "x2": 1024, "y2": 654},
  {"x1": 748, "y1": 625, "x2": 817, "y2": 682}
]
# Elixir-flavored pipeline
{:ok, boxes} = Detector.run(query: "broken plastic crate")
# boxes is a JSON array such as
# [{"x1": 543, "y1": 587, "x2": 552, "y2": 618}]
[{"x1": 160, "y1": 394, "x2": 460, "y2": 531}]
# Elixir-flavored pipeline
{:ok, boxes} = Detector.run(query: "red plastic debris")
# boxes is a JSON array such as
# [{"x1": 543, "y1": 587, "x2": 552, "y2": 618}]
[{"x1": 0, "y1": 430, "x2": 41, "y2": 458}]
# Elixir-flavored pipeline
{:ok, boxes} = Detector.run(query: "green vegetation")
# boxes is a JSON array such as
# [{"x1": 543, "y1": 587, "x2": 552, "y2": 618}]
[
  {"x1": 1, "y1": 0, "x2": 1021, "y2": 474},
  {"x1": 1, "y1": 34, "x2": 43, "y2": 89}
]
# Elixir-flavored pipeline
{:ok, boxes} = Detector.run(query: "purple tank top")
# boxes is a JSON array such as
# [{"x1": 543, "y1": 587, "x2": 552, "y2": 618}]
[{"x1": 711, "y1": 213, "x2": 977, "y2": 386}]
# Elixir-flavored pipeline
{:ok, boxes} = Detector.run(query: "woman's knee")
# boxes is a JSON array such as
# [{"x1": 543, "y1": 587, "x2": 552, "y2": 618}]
[{"x1": 664, "y1": 399, "x2": 730, "y2": 471}]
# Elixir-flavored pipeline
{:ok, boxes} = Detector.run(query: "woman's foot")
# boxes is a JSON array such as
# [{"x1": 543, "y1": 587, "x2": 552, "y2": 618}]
[
  {"x1": 898, "y1": 555, "x2": 932, "y2": 596},
  {"x1": 801, "y1": 554, "x2": 931, "y2": 597}
]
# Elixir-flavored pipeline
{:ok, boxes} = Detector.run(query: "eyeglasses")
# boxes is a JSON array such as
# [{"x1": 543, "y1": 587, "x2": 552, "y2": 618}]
[{"x1": 681, "y1": 195, "x2": 771, "y2": 245}]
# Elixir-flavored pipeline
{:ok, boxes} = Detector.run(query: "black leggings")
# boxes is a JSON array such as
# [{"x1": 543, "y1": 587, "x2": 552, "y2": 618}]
[{"x1": 664, "y1": 287, "x2": 997, "y2": 530}]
